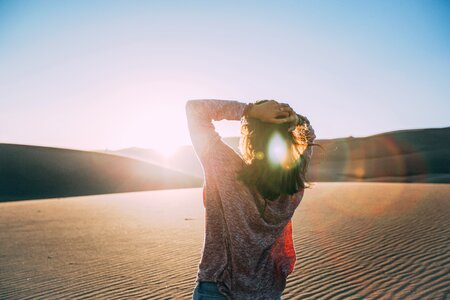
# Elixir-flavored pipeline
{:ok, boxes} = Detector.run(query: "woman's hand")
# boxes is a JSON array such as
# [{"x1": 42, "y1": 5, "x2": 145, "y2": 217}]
[{"x1": 248, "y1": 100, "x2": 298, "y2": 128}]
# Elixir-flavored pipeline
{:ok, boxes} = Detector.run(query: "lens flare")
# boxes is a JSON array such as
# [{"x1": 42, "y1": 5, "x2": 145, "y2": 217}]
[
  {"x1": 268, "y1": 132, "x2": 288, "y2": 166},
  {"x1": 255, "y1": 151, "x2": 265, "y2": 160}
]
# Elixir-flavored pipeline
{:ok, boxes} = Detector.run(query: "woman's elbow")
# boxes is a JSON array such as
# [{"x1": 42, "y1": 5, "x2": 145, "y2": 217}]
[{"x1": 185, "y1": 99, "x2": 198, "y2": 113}]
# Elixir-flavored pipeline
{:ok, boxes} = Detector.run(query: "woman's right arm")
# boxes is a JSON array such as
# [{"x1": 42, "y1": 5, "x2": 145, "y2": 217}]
[{"x1": 185, "y1": 99, "x2": 248, "y2": 165}]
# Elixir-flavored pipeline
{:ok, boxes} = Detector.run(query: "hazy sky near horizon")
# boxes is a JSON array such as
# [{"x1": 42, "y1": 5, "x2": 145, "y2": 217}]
[{"x1": 1, "y1": 0, "x2": 449, "y2": 153}]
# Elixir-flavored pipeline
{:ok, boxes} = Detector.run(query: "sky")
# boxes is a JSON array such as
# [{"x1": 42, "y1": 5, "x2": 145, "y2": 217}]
[{"x1": 1, "y1": 0, "x2": 449, "y2": 154}]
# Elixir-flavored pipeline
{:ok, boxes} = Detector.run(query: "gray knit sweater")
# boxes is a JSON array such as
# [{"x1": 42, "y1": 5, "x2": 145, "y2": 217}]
[{"x1": 185, "y1": 99, "x2": 316, "y2": 300}]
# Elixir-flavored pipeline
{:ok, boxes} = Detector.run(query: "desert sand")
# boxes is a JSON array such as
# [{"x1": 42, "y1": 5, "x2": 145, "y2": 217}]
[{"x1": 0, "y1": 182, "x2": 449, "y2": 299}]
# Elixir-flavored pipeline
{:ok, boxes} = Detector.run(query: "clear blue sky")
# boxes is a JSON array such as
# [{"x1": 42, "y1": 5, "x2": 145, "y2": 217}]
[{"x1": 1, "y1": 0, "x2": 449, "y2": 152}]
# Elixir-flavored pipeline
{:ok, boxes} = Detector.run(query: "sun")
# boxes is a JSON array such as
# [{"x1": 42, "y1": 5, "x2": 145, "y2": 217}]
[
  {"x1": 153, "y1": 143, "x2": 179, "y2": 158},
  {"x1": 147, "y1": 126, "x2": 183, "y2": 158}
]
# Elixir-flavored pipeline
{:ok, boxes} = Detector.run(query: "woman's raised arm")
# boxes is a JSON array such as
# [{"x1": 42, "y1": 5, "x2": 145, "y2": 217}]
[{"x1": 185, "y1": 99, "x2": 248, "y2": 164}]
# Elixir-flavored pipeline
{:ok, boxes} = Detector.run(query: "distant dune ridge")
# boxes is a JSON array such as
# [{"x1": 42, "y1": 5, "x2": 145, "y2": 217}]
[
  {"x1": 1, "y1": 126, "x2": 449, "y2": 201},
  {"x1": 0, "y1": 144, "x2": 202, "y2": 201},
  {"x1": 112, "y1": 126, "x2": 450, "y2": 183},
  {"x1": 308, "y1": 126, "x2": 450, "y2": 183}
]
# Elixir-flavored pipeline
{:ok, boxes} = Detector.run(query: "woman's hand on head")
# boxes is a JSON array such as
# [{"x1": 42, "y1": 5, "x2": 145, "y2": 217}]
[
  {"x1": 278, "y1": 102, "x2": 300, "y2": 131},
  {"x1": 249, "y1": 100, "x2": 298, "y2": 126}
]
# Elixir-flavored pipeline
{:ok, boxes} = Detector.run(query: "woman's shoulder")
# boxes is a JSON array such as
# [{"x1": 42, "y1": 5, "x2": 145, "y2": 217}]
[{"x1": 205, "y1": 141, "x2": 244, "y2": 173}]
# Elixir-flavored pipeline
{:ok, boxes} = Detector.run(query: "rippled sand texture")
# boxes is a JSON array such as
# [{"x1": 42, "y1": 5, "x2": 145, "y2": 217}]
[{"x1": 0, "y1": 183, "x2": 449, "y2": 299}]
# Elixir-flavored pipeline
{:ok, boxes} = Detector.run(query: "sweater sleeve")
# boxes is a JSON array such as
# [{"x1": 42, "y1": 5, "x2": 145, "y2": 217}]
[{"x1": 185, "y1": 99, "x2": 247, "y2": 165}]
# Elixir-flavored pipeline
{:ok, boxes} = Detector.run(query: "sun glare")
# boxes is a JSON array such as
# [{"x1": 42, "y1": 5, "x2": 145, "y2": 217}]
[
  {"x1": 154, "y1": 144, "x2": 179, "y2": 158},
  {"x1": 268, "y1": 132, "x2": 288, "y2": 166}
]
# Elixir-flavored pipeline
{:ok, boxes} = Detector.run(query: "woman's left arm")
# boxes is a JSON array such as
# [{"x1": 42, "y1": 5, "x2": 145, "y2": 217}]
[{"x1": 185, "y1": 99, "x2": 247, "y2": 164}]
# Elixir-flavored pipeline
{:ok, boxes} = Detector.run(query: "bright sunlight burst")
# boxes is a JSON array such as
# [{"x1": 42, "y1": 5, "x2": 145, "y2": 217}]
[
  {"x1": 154, "y1": 144, "x2": 179, "y2": 158},
  {"x1": 267, "y1": 132, "x2": 288, "y2": 166}
]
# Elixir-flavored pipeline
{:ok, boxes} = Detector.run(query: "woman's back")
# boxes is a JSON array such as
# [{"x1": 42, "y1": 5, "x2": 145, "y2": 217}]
[
  {"x1": 198, "y1": 136, "x2": 303, "y2": 299},
  {"x1": 186, "y1": 99, "x2": 315, "y2": 299}
]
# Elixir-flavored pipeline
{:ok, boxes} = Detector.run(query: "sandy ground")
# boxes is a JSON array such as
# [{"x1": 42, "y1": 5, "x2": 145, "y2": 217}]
[{"x1": 0, "y1": 182, "x2": 449, "y2": 299}]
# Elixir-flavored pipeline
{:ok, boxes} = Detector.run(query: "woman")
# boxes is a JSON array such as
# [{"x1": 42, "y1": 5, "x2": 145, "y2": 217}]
[{"x1": 186, "y1": 99, "x2": 317, "y2": 300}]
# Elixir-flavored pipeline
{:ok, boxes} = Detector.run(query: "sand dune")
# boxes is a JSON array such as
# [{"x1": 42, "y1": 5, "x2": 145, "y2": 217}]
[
  {"x1": 307, "y1": 127, "x2": 450, "y2": 183},
  {"x1": 0, "y1": 143, "x2": 202, "y2": 202},
  {"x1": 1, "y1": 126, "x2": 448, "y2": 202},
  {"x1": 112, "y1": 126, "x2": 450, "y2": 183},
  {"x1": 0, "y1": 182, "x2": 448, "y2": 299}
]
